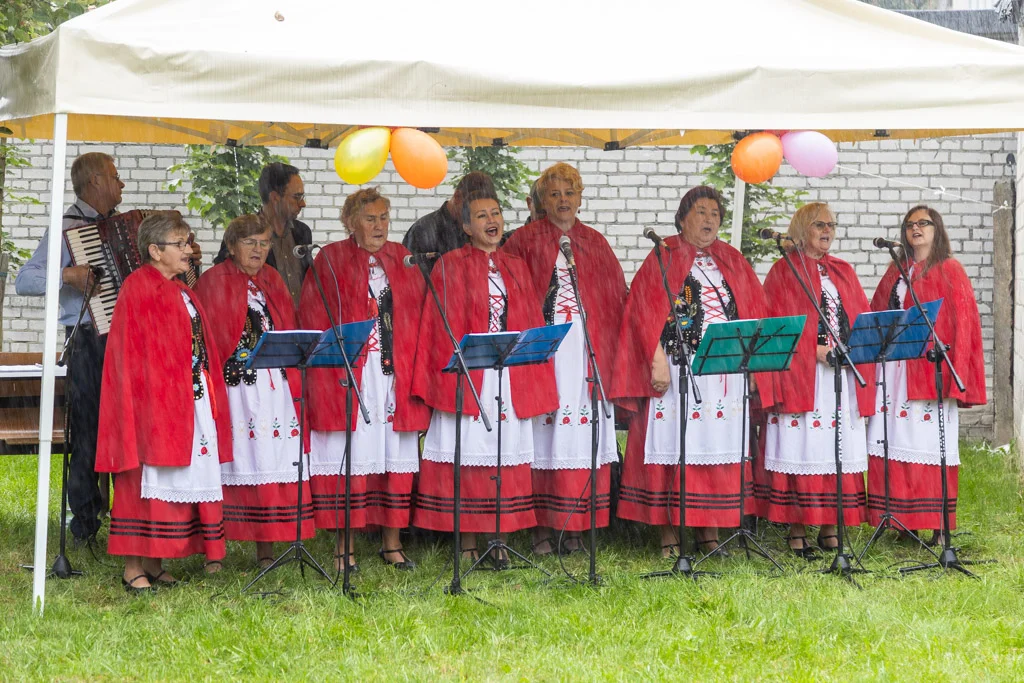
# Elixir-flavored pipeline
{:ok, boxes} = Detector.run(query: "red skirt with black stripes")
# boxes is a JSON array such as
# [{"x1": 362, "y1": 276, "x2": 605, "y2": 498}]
[
  {"x1": 108, "y1": 467, "x2": 225, "y2": 560},
  {"x1": 532, "y1": 465, "x2": 611, "y2": 531},
  {"x1": 413, "y1": 460, "x2": 536, "y2": 533},
  {"x1": 309, "y1": 472, "x2": 414, "y2": 530},
  {"x1": 754, "y1": 471, "x2": 867, "y2": 526},
  {"x1": 867, "y1": 457, "x2": 958, "y2": 531},
  {"x1": 222, "y1": 482, "x2": 315, "y2": 542}
]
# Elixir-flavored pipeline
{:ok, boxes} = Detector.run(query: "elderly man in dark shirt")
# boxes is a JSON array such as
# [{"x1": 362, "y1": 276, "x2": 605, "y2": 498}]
[
  {"x1": 215, "y1": 162, "x2": 312, "y2": 306},
  {"x1": 402, "y1": 171, "x2": 496, "y2": 264}
]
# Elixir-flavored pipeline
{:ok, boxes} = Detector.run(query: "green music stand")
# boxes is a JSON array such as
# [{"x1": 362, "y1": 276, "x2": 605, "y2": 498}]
[{"x1": 689, "y1": 315, "x2": 805, "y2": 572}]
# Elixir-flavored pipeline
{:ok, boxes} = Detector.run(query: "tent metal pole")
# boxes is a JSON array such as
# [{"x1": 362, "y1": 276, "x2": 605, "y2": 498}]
[
  {"x1": 730, "y1": 176, "x2": 746, "y2": 250},
  {"x1": 32, "y1": 112, "x2": 69, "y2": 616}
]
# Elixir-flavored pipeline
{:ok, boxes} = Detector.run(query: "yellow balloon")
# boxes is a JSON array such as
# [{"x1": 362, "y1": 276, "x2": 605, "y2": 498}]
[{"x1": 334, "y1": 127, "x2": 391, "y2": 185}]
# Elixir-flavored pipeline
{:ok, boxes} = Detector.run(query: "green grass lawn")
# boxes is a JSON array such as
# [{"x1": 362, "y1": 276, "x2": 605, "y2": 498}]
[{"x1": 2, "y1": 443, "x2": 1023, "y2": 681}]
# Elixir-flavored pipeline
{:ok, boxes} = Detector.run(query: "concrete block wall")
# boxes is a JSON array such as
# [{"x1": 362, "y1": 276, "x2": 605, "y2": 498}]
[{"x1": 3, "y1": 135, "x2": 1014, "y2": 441}]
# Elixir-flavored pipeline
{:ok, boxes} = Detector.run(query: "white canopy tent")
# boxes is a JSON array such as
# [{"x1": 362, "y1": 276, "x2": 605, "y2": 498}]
[{"x1": 3, "y1": 0, "x2": 1024, "y2": 614}]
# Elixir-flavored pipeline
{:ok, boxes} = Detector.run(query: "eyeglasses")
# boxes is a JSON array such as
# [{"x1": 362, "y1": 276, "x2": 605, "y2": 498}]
[
  {"x1": 290, "y1": 192, "x2": 305, "y2": 201},
  {"x1": 811, "y1": 221, "x2": 837, "y2": 230},
  {"x1": 239, "y1": 238, "x2": 271, "y2": 249},
  {"x1": 904, "y1": 219, "x2": 935, "y2": 230},
  {"x1": 94, "y1": 172, "x2": 121, "y2": 182},
  {"x1": 156, "y1": 233, "x2": 195, "y2": 251}
]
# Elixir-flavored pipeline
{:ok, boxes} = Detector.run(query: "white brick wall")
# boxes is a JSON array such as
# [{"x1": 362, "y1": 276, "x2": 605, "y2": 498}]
[{"x1": 3, "y1": 134, "x2": 1013, "y2": 440}]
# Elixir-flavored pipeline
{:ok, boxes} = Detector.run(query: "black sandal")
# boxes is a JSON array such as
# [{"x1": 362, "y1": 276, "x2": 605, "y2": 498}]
[
  {"x1": 661, "y1": 543, "x2": 680, "y2": 558},
  {"x1": 531, "y1": 537, "x2": 556, "y2": 556},
  {"x1": 122, "y1": 573, "x2": 156, "y2": 594},
  {"x1": 697, "y1": 538, "x2": 729, "y2": 557},
  {"x1": 786, "y1": 535, "x2": 819, "y2": 560},
  {"x1": 144, "y1": 569, "x2": 180, "y2": 586},
  {"x1": 378, "y1": 547, "x2": 416, "y2": 571},
  {"x1": 459, "y1": 547, "x2": 479, "y2": 563},
  {"x1": 491, "y1": 549, "x2": 511, "y2": 571},
  {"x1": 334, "y1": 553, "x2": 359, "y2": 574},
  {"x1": 816, "y1": 533, "x2": 839, "y2": 550},
  {"x1": 559, "y1": 536, "x2": 586, "y2": 556}
]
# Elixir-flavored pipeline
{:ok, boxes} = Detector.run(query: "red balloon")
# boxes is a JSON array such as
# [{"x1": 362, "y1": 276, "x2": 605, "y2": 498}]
[{"x1": 731, "y1": 133, "x2": 784, "y2": 184}]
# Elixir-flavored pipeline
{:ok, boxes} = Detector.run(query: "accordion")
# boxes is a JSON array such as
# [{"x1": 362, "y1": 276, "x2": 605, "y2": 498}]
[{"x1": 63, "y1": 210, "x2": 200, "y2": 335}]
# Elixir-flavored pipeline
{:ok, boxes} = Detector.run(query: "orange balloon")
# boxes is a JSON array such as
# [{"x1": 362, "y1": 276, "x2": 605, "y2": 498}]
[
  {"x1": 731, "y1": 132, "x2": 784, "y2": 184},
  {"x1": 390, "y1": 128, "x2": 448, "y2": 189}
]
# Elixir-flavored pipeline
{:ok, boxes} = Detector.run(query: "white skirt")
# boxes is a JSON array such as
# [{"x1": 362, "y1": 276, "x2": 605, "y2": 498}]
[
  {"x1": 222, "y1": 368, "x2": 304, "y2": 486},
  {"x1": 764, "y1": 362, "x2": 868, "y2": 475},
  {"x1": 422, "y1": 366, "x2": 534, "y2": 468},
  {"x1": 141, "y1": 371, "x2": 224, "y2": 504},
  {"x1": 532, "y1": 319, "x2": 617, "y2": 471},
  {"x1": 308, "y1": 350, "x2": 419, "y2": 477},
  {"x1": 866, "y1": 360, "x2": 960, "y2": 467},
  {"x1": 643, "y1": 353, "x2": 747, "y2": 467}
]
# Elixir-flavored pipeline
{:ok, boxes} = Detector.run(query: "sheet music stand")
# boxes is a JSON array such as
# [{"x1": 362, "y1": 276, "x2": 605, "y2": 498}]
[
  {"x1": 846, "y1": 300, "x2": 944, "y2": 564},
  {"x1": 240, "y1": 321, "x2": 373, "y2": 596},
  {"x1": 689, "y1": 315, "x2": 805, "y2": 573},
  {"x1": 444, "y1": 324, "x2": 570, "y2": 583}
]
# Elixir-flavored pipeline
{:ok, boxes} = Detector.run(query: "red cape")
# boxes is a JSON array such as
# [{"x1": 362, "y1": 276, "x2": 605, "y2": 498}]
[
  {"x1": 502, "y1": 218, "x2": 627, "y2": 391},
  {"x1": 763, "y1": 252, "x2": 875, "y2": 416},
  {"x1": 96, "y1": 264, "x2": 233, "y2": 472},
  {"x1": 609, "y1": 236, "x2": 775, "y2": 412},
  {"x1": 870, "y1": 257, "x2": 986, "y2": 407},
  {"x1": 298, "y1": 239, "x2": 430, "y2": 432},
  {"x1": 411, "y1": 244, "x2": 558, "y2": 418},
  {"x1": 193, "y1": 259, "x2": 302, "y2": 404}
]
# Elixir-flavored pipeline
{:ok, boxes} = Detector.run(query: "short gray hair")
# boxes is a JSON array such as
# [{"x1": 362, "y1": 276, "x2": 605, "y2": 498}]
[
  {"x1": 224, "y1": 214, "x2": 268, "y2": 249},
  {"x1": 70, "y1": 152, "x2": 114, "y2": 197},
  {"x1": 138, "y1": 211, "x2": 190, "y2": 263}
]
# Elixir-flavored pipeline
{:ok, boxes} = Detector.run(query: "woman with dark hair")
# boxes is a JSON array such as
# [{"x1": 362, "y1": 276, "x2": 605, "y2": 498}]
[
  {"x1": 412, "y1": 191, "x2": 558, "y2": 566},
  {"x1": 300, "y1": 187, "x2": 429, "y2": 572},
  {"x1": 96, "y1": 211, "x2": 232, "y2": 591},
  {"x1": 759, "y1": 203, "x2": 873, "y2": 556},
  {"x1": 865, "y1": 205, "x2": 986, "y2": 545},
  {"x1": 610, "y1": 186, "x2": 774, "y2": 558},
  {"x1": 502, "y1": 163, "x2": 626, "y2": 556},
  {"x1": 194, "y1": 214, "x2": 313, "y2": 568}
]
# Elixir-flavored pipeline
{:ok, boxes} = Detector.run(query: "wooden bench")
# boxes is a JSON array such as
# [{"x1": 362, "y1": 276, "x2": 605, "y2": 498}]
[{"x1": 0, "y1": 352, "x2": 67, "y2": 454}]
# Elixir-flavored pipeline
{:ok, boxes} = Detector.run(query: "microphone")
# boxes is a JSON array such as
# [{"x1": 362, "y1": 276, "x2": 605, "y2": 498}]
[
  {"x1": 643, "y1": 227, "x2": 665, "y2": 248},
  {"x1": 558, "y1": 235, "x2": 575, "y2": 267},
  {"x1": 292, "y1": 244, "x2": 320, "y2": 258},
  {"x1": 757, "y1": 228, "x2": 793, "y2": 242},
  {"x1": 403, "y1": 252, "x2": 440, "y2": 267},
  {"x1": 873, "y1": 237, "x2": 900, "y2": 250}
]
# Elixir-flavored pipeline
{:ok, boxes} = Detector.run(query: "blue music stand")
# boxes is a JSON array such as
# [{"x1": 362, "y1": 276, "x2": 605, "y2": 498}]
[
  {"x1": 849, "y1": 300, "x2": 944, "y2": 564},
  {"x1": 241, "y1": 320, "x2": 374, "y2": 596},
  {"x1": 444, "y1": 324, "x2": 570, "y2": 581}
]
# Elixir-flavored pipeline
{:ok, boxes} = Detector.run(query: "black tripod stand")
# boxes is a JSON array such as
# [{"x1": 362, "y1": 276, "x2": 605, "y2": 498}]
[
  {"x1": 881, "y1": 249, "x2": 993, "y2": 578},
  {"x1": 772, "y1": 241, "x2": 868, "y2": 583},
  {"x1": 639, "y1": 235, "x2": 710, "y2": 580},
  {"x1": 459, "y1": 327, "x2": 565, "y2": 583},
  {"x1": 410, "y1": 259, "x2": 492, "y2": 596}
]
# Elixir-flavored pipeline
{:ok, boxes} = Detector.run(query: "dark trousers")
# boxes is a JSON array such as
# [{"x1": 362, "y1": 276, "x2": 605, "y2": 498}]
[{"x1": 65, "y1": 324, "x2": 107, "y2": 540}]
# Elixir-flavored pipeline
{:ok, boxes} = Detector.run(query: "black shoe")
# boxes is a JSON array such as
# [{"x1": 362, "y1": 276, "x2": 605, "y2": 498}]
[
  {"x1": 559, "y1": 536, "x2": 586, "y2": 556},
  {"x1": 122, "y1": 574, "x2": 156, "y2": 594},
  {"x1": 378, "y1": 547, "x2": 416, "y2": 571},
  {"x1": 698, "y1": 538, "x2": 730, "y2": 558},
  {"x1": 144, "y1": 570, "x2": 182, "y2": 586},
  {"x1": 816, "y1": 533, "x2": 839, "y2": 551},
  {"x1": 786, "y1": 535, "x2": 819, "y2": 560},
  {"x1": 334, "y1": 554, "x2": 359, "y2": 574}
]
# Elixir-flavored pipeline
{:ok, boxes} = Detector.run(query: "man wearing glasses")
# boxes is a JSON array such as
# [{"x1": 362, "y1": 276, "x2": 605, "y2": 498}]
[
  {"x1": 15, "y1": 152, "x2": 126, "y2": 544},
  {"x1": 214, "y1": 162, "x2": 313, "y2": 306}
]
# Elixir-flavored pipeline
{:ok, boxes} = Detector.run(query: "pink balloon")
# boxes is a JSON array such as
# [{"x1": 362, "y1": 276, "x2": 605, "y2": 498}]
[{"x1": 781, "y1": 131, "x2": 838, "y2": 178}]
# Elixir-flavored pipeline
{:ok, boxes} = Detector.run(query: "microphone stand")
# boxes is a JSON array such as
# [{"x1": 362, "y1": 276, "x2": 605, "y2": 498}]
[
  {"x1": 641, "y1": 239, "x2": 709, "y2": 580},
  {"x1": 410, "y1": 259, "x2": 491, "y2": 596},
  {"x1": 773, "y1": 240, "x2": 866, "y2": 583},
  {"x1": 305, "y1": 253, "x2": 371, "y2": 598},
  {"x1": 562, "y1": 247, "x2": 611, "y2": 586},
  {"x1": 885, "y1": 248, "x2": 991, "y2": 577}
]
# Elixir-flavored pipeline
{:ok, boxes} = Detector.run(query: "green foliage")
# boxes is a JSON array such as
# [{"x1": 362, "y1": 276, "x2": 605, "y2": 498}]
[
  {"x1": 168, "y1": 145, "x2": 288, "y2": 231},
  {"x1": 0, "y1": 126, "x2": 37, "y2": 269},
  {"x1": 0, "y1": 0, "x2": 103, "y2": 46},
  {"x1": 447, "y1": 146, "x2": 537, "y2": 209},
  {"x1": 691, "y1": 143, "x2": 807, "y2": 265}
]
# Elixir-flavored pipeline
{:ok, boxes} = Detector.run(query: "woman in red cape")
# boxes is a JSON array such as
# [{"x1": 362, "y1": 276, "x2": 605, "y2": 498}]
[
  {"x1": 758, "y1": 203, "x2": 873, "y2": 557},
  {"x1": 299, "y1": 188, "x2": 429, "y2": 572},
  {"x1": 412, "y1": 192, "x2": 557, "y2": 566},
  {"x1": 194, "y1": 214, "x2": 313, "y2": 568},
  {"x1": 502, "y1": 163, "x2": 627, "y2": 556},
  {"x1": 96, "y1": 212, "x2": 232, "y2": 591},
  {"x1": 609, "y1": 186, "x2": 775, "y2": 559},
  {"x1": 865, "y1": 206, "x2": 986, "y2": 543}
]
